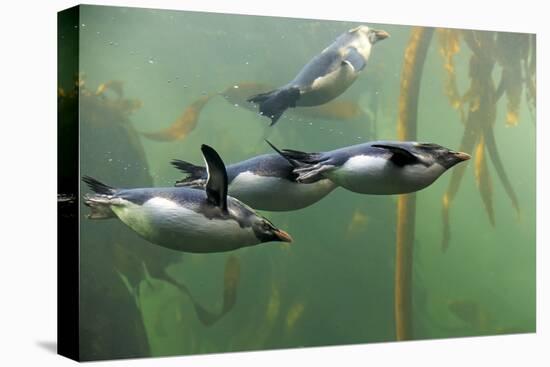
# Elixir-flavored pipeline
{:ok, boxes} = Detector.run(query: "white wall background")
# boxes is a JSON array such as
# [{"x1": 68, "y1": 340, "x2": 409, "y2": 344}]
[{"x1": 0, "y1": 0, "x2": 547, "y2": 366}]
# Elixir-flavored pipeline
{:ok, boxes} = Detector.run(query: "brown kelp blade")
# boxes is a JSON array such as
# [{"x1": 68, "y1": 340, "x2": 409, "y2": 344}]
[
  {"x1": 441, "y1": 123, "x2": 480, "y2": 252},
  {"x1": 483, "y1": 124, "x2": 521, "y2": 218},
  {"x1": 222, "y1": 255, "x2": 241, "y2": 314},
  {"x1": 447, "y1": 299, "x2": 490, "y2": 332},
  {"x1": 441, "y1": 30, "x2": 497, "y2": 251},
  {"x1": 160, "y1": 255, "x2": 241, "y2": 327},
  {"x1": 474, "y1": 136, "x2": 495, "y2": 227},
  {"x1": 437, "y1": 29, "x2": 463, "y2": 114},
  {"x1": 394, "y1": 26, "x2": 434, "y2": 341},
  {"x1": 525, "y1": 34, "x2": 536, "y2": 118},
  {"x1": 294, "y1": 100, "x2": 366, "y2": 121},
  {"x1": 441, "y1": 193, "x2": 451, "y2": 251},
  {"x1": 95, "y1": 79, "x2": 125, "y2": 98},
  {"x1": 141, "y1": 94, "x2": 213, "y2": 142},
  {"x1": 495, "y1": 32, "x2": 527, "y2": 127},
  {"x1": 157, "y1": 272, "x2": 220, "y2": 326},
  {"x1": 220, "y1": 82, "x2": 275, "y2": 113}
]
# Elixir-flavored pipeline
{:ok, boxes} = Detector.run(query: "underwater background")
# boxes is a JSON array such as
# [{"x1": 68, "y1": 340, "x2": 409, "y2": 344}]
[{"x1": 61, "y1": 5, "x2": 535, "y2": 360}]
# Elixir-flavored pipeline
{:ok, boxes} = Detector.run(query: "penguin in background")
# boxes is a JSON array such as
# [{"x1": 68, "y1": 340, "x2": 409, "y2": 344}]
[
  {"x1": 270, "y1": 140, "x2": 471, "y2": 195},
  {"x1": 171, "y1": 146, "x2": 337, "y2": 212},
  {"x1": 83, "y1": 145, "x2": 292, "y2": 253},
  {"x1": 248, "y1": 25, "x2": 389, "y2": 125}
]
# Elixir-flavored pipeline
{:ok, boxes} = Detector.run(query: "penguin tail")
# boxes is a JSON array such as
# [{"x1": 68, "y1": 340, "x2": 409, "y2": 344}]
[
  {"x1": 82, "y1": 195, "x2": 116, "y2": 219},
  {"x1": 279, "y1": 148, "x2": 324, "y2": 165},
  {"x1": 265, "y1": 139, "x2": 324, "y2": 164},
  {"x1": 82, "y1": 175, "x2": 117, "y2": 195},
  {"x1": 170, "y1": 160, "x2": 207, "y2": 187},
  {"x1": 247, "y1": 87, "x2": 300, "y2": 126}
]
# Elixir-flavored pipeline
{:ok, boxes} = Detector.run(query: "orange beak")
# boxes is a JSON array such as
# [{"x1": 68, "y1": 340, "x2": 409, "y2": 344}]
[
  {"x1": 274, "y1": 229, "x2": 293, "y2": 243},
  {"x1": 454, "y1": 152, "x2": 471, "y2": 161},
  {"x1": 374, "y1": 29, "x2": 390, "y2": 41}
]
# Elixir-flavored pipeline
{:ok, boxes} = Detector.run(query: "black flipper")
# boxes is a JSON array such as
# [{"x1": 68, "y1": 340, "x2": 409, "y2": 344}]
[
  {"x1": 170, "y1": 159, "x2": 207, "y2": 186},
  {"x1": 201, "y1": 144, "x2": 228, "y2": 212},
  {"x1": 265, "y1": 139, "x2": 299, "y2": 167},
  {"x1": 247, "y1": 87, "x2": 301, "y2": 126},
  {"x1": 372, "y1": 144, "x2": 419, "y2": 167},
  {"x1": 279, "y1": 148, "x2": 324, "y2": 165},
  {"x1": 82, "y1": 175, "x2": 117, "y2": 195},
  {"x1": 343, "y1": 47, "x2": 366, "y2": 71},
  {"x1": 158, "y1": 255, "x2": 240, "y2": 327}
]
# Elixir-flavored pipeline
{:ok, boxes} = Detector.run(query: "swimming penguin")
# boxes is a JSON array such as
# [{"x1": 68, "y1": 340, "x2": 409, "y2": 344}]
[
  {"x1": 247, "y1": 25, "x2": 389, "y2": 125},
  {"x1": 171, "y1": 143, "x2": 337, "y2": 211},
  {"x1": 83, "y1": 145, "x2": 292, "y2": 253},
  {"x1": 271, "y1": 141, "x2": 471, "y2": 194}
]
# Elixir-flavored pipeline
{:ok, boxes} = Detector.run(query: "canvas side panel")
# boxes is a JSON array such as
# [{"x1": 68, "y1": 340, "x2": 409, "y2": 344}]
[{"x1": 57, "y1": 5, "x2": 80, "y2": 362}]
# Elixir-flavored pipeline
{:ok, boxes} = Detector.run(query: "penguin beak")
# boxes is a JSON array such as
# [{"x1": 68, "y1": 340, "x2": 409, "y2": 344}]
[
  {"x1": 273, "y1": 229, "x2": 293, "y2": 243},
  {"x1": 454, "y1": 151, "x2": 471, "y2": 162},
  {"x1": 373, "y1": 29, "x2": 390, "y2": 42}
]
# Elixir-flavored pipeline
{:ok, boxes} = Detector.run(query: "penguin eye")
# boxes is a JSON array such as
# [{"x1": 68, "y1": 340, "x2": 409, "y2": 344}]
[{"x1": 262, "y1": 222, "x2": 271, "y2": 231}]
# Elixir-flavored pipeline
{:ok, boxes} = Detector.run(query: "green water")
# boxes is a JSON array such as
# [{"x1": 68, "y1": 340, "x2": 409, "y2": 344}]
[{"x1": 70, "y1": 5, "x2": 535, "y2": 360}]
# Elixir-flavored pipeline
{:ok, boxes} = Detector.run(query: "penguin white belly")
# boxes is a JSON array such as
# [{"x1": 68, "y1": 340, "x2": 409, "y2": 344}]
[
  {"x1": 229, "y1": 171, "x2": 336, "y2": 211},
  {"x1": 111, "y1": 197, "x2": 258, "y2": 253},
  {"x1": 327, "y1": 155, "x2": 441, "y2": 194},
  {"x1": 297, "y1": 64, "x2": 358, "y2": 106}
]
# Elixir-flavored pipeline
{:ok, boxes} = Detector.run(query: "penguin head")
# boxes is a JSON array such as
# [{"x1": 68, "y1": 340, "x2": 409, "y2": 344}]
[
  {"x1": 372, "y1": 142, "x2": 470, "y2": 172},
  {"x1": 250, "y1": 216, "x2": 293, "y2": 244},
  {"x1": 412, "y1": 142, "x2": 471, "y2": 169},
  {"x1": 353, "y1": 26, "x2": 390, "y2": 44}
]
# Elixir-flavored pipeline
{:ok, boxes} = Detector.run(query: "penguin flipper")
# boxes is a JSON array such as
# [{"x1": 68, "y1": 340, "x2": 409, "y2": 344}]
[
  {"x1": 247, "y1": 87, "x2": 301, "y2": 126},
  {"x1": 265, "y1": 139, "x2": 300, "y2": 167},
  {"x1": 170, "y1": 159, "x2": 207, "y2": 187},
  {"x1": 343, "y1": 47, "x2": 366, "y2": 72},
  {"x1": 201, "y1": 145, "x2": 228, "y2": 212},
  {"x1": 372, "y1": 144, "x2": 419, "y2": 167}
]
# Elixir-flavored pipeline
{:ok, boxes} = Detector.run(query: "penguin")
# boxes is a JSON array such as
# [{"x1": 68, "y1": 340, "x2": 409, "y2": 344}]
[
  {"x1": 83, "y1": 145, "x2": 292, "y2": 253},
  {"x1": 271, "y1": 141, "x2": 471, "y2": 194},
  {"x1": 171, "y1": 142, "x2": 337, "y2": 211},
  {"x1": 247, "y1": 25, "x2": 389, "y2": 125}
]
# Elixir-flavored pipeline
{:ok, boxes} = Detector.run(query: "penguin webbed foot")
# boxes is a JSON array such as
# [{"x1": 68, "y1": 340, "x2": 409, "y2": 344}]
[{"x1": 294, "y1": 164, "x2": 333, "y2": 184}]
